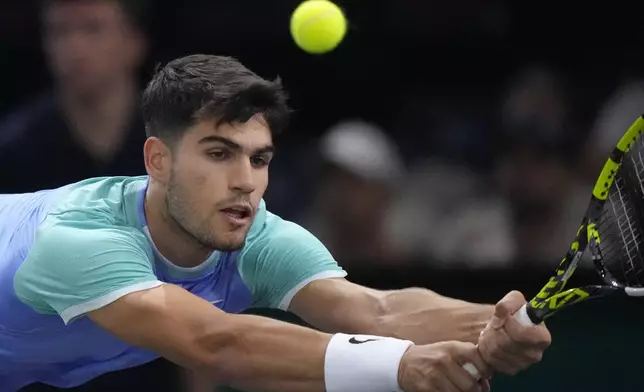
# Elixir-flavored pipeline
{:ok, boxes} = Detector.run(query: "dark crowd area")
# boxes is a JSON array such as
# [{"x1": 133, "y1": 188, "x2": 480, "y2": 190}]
[{"x1": 3, "y1": 1, "x2": 644, "y2": 391}]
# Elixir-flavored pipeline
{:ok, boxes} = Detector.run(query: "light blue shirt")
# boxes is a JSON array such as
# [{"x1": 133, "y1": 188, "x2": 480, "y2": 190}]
[{"x1": 0, "y1": 176, "x2": 346, "y2": 390}]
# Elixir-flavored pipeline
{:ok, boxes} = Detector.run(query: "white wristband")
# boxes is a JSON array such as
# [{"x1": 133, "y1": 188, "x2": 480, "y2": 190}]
[{"x1": 324, "y1": 333, "x2": 413, "y2": 392}]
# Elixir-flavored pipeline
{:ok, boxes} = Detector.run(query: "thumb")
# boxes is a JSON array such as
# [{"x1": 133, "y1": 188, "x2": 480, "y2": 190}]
[
  {"x1": 489, "y1": 302, "x2": 509, "y2": 329},
  {"x1": 490, "y1": 291, "x2": 526, "y2": 329}
]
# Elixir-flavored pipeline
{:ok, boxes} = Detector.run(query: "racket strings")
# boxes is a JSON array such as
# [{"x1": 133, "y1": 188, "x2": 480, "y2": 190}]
[
  {"x1": 599, "y1": 135, "x2": 644, "y2": 287},
  {"x1": 609, "y1": 179, "x2": 644, "y2": 286}
]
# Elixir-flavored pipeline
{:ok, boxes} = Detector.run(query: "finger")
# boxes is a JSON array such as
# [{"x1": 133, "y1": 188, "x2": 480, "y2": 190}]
[
  {"x1": 487, "y1": 343, "x2": 543, "y2": 374},
  {"x1": 499, "y1": 291, "x2": 526, "y2": 314},
  {"x1": 504, "y1": 321, "x2": 552, "y2": 349},
  {"x1": 485, "y1": 355, "x2": 525, "y2": 375},
  {"x1": 463, "y1": 363, "x2": 481, "y2": 380},
  {"x1": 479, "y1": 378, "x2": 491, "y2": 392},
  {"x1": 482, "y1": 320, "x2": 543, "y2": 357},
  {"x1": 503, "y1": 290, "x2": 527, "y2": 307},
  {"x1": 437, "y1": 370, "x2": 467, "y2": 392},
  {"x1": 488, "y1": 346, "x2": 527, "y2": 366},
  {"x1": 479, "y1": 328, "x2": 531, "y2": 369},
  {"x1": 456, "y1": 346, "x2": 492, "y2": 380},
  {"x1": 445, "y1": 358, "x2": 481, "y2": 392},
  {"x1": 492, "y1": 343, "x2": 545, "y2": 364},
  {"x1": 491, "y1": 291, "x2": 526, "y2": 329}
]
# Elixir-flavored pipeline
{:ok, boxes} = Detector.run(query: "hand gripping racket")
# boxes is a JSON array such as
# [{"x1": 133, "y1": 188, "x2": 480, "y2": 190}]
[{"x1": 463, "y1": 115, "x2": 644, "y2": 379}]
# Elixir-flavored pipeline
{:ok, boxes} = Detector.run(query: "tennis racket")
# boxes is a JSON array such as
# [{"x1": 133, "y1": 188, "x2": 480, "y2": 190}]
[{"x1": 463, "y1": 114, "x2": 644, "y2": 378}]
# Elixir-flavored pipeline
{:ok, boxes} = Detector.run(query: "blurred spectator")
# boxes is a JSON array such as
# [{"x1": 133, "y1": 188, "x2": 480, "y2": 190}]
[
  {"x1": 298, "y1": 119, "x2": 406, "y2": 266},
  {"x1": 0, "y1": 0, "x2": 148, "y2": 193},
  {"x1": 384, "y1": 160, "x2": 516, "y2": 268},
  {"x1": 493, "y1": 65, "x2": 589, "y2": 265},
  {"x1": 585, "y1": 78, "x2": 644, "y2": 178}
]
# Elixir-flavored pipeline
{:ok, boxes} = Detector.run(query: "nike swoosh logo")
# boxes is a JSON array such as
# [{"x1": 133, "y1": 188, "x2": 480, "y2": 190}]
[
  {"x1": 209, "y1": 299, "x2": 224, "y2": 305},
  {"x1": 348, "y1": 337, "x2": 379, "y2": 344}
]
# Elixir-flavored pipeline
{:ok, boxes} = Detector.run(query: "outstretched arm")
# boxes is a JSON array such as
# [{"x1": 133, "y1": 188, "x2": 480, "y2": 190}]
[
  {"x1": 289, "y1": 278, "x2": 494, "y2": 345},
  {"x1": 375, "y1": 287, "x2": 495, "y2": 344},
  {"x1": 89, "y1": 283, "x2": 442, "y2": 392},
  {"x1": 89, "y1": 284, "x2": 330, "y2": 392},
  {"x1": 289, "y1": 278, "x2": 551, "y2": 375}
]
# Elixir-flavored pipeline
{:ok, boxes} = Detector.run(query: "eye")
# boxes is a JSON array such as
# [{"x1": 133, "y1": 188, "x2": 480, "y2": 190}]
[
  {"x1": 251, "y1": 155, "x2": 271, "y2": 168},
  {"x1": 208, "y1": 149, "x2": 230, "y2": 161}
]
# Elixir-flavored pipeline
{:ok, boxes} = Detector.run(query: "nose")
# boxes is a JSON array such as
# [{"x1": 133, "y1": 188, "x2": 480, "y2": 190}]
[{"x1": 229, "y1": 159, "x2": 256, "y2": 194}]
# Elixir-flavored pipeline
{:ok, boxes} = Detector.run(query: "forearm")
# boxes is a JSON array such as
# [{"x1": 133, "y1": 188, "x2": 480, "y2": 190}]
[
  {"x1": 374, "y1": 288, "x2": 494, "y2": 344},
  {"x1": 92, "y1": 284, "x2": 406, "y2": 392},
  {"x1": 204, "y1": 313, "x2": 330, "y2": 392}
]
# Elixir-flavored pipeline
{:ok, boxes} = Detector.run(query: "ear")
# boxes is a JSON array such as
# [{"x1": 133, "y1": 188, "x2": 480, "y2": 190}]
[{"x1": 143, "y1": 137, "x2": 172, "y2": 185}]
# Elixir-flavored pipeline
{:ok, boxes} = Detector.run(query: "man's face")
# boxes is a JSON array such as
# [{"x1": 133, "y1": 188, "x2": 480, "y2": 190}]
[
  {"x1": 42, "y1": 0, "x2": 144, "y2": 95},
  {"x1": 166, "y1": 116, "x2": 274, "y2": 251}
]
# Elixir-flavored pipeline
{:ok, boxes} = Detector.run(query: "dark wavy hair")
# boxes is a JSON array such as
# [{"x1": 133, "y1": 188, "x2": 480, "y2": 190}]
[{"x1": 142, "y1": 54, "x2": 291, "y2": 143}]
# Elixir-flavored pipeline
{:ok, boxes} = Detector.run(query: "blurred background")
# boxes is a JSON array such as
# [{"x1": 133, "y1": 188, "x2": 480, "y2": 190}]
[{"x1": 5, "y1": 0, "x2": 644, "y2": 391}]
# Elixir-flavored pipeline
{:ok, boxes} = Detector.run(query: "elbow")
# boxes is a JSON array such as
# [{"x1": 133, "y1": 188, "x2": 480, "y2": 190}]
[
  {"x1": 373, "y1": 290, "x2": 401, "y2": 337},
  {"x1": 190, "y1": 315, "x2": 249, "y2": 385},
  {"x1": 373, "y1": 290, "x2": 390, "y2": 322},
  {"x1": 361, "y1": 289, "x2": 391, "y2": 335}
]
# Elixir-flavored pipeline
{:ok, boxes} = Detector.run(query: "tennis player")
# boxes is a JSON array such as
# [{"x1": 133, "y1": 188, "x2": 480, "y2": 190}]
[{"x1": 0, "y1": 54, "x2": 550, "y2": 392}]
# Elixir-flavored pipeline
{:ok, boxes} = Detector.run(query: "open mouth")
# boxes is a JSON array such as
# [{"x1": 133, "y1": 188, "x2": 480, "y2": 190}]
[{"x1": 221, "y1": 206, "x2": 252, "y2": 221}]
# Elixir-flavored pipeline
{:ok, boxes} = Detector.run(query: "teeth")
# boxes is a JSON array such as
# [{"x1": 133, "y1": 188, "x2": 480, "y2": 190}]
[{"x1": 224, "y1": 208, "x2": 247, "y2": 218}]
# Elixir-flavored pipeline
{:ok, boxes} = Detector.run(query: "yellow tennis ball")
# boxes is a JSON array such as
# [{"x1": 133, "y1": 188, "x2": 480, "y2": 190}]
[{"x1": 290, "y1": 0, "x2": 347, "y2": 54}]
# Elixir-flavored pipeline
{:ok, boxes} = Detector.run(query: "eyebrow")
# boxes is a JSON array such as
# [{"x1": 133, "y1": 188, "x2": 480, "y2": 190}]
[{"x1": 198, "y1": 135, "x2": 275, "y2": 155}]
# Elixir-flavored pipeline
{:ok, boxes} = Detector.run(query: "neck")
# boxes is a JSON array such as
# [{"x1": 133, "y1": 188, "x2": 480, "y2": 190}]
[
  {"x1": 61, "y1": 77, "x2": 138, "y2": 161},
  {"x1": 144, "y1": 181, "x2": 213, "y2": 268}
]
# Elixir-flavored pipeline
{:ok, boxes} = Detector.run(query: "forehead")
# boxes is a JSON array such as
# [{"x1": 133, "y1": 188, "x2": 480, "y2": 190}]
[
  {"x1": 44, "y1": 1, "x2": 124, "y2": 25},
  {"x1": 185, "y1": 116, "x2": 273, "y2": 149}
]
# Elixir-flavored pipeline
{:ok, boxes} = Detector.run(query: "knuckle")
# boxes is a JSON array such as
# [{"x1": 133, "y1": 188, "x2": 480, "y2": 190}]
[
  {"x1": 435, "y1": 351, "x2": 450, "y2": 365},
  {"x1": 455, "y1": 342, "x2": 476, "y2": 357},
  {"x1": 421, "y1": 372, "x2": 437, "y2": 389},
  {"x1": 491, "y1": 363, "x2": 505, "y2": 374},
  {"x1": 514, "y1": 327, "x2": 532, "y2": 342},
  {"x1": 461, "y1": 341, "x2": 477, "y2": 349},
  {"x1": 450, "y1": 340, "x2": 472, "y2": 350},
  {"x1": 543, "y1": 330, "x2": 553, "y2": 345},
  {"x1": 478, "y1": 346, "x2": 494, "y2": 364},
  {"x1": 462, "y1": 379, "x2": 476, "y2": 392},
  {"x1": 486, "y1": 359, "x2": 503, "y2": 374},
  {"x1": 480, "y1": 365, "x2": 493, "y2": 379},
  {"x1": 529, "y1": 350, "x2": 543, "y2": 363},
  {"x1": 440, "y1": 341, "x2": 457, "y2": 353},
  {"x1": 527, "y1": 333, "x2": 551, "y2": 349},
  {"x1": 494, "y1": 362, "x2": 514, "y2": 375}
]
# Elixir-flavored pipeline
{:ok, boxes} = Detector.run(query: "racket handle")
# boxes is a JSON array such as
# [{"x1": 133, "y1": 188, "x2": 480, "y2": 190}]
[
  {"x1": 513, "y1": 304, "x2": 537, "y2": 326},
  {"x1": 461, "y1": 304, "x2": 537, "y2": 379}
]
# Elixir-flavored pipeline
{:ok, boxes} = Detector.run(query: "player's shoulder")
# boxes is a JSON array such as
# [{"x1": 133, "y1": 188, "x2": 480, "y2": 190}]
[
  {"x1": 17, "y1": 179, "x2": 155, "y2": 290},
  {"x1": 46, "y1": 176, "x2": 147, "y2": 226},
  {"x1": 32, "y1": 176, "x2": 152, "y2": 256},
  {"x1": 33, "y1": 217, "x2": 150, "y2": 253}
]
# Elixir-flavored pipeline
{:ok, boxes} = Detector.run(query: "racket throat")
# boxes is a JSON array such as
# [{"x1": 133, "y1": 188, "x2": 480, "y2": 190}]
[{"x1": 561, "y1": 252, "x2": 582, "y2": 283}]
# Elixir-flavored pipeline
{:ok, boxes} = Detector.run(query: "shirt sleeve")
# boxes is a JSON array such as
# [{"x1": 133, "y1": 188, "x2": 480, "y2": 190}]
[
  {"x1": 239, "y1": 213, "x2": 347, "y2": 310},
  {"x1": 13, "y1": 223, "x2": 163, "y2": 325}
]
